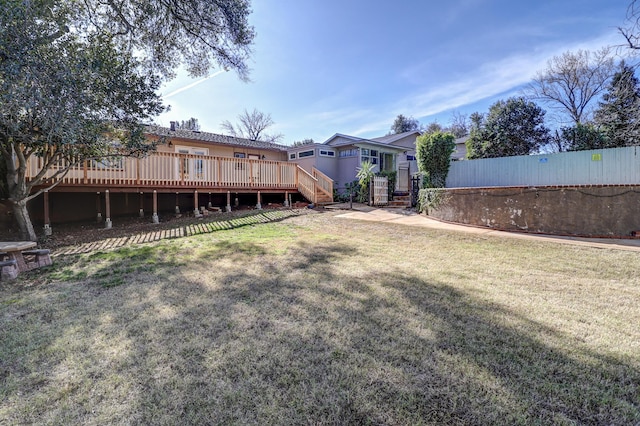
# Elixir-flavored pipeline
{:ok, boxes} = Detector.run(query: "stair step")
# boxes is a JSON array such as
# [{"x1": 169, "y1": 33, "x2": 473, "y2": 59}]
[{"x1": 387, "y1": 201, "x2": 410, "y2": 207}]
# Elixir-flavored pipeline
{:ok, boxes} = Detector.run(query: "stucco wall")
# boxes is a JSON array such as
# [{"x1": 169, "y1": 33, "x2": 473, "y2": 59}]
[{"x1": 427, "y1": 185, "x2": 640, "y2": 237}]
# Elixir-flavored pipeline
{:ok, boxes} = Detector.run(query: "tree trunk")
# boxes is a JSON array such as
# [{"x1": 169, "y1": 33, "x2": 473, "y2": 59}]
[{"x1": 10, "y1": 200, "x2": 37, "y2": 241}]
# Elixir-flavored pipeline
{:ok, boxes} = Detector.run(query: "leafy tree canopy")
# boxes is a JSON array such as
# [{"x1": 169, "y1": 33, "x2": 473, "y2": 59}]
[
  {"x1": 593, "y1": 62, "x2": 640, "y2": 147},
  {"x1": 0, "y1": 0, "x2": 255, "y2": 240},
  {"x1": 390, "y1": 114, "x2": 420, "y2": 134},
  {"x1": 66, "y1": 0, "x2": 255, "y2": 80},
  {"x1": 556, "y1": 123, "x2": 609, "y2": 152},
  {"x1": 466, "y1": 97, "x2": 550, "y2": 159}
]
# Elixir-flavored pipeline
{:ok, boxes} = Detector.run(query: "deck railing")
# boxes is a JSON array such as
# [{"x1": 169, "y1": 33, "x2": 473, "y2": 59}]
[
  {"x1": 25, "y1": 151, "x2": 334, "y2": 203},
  {"x1": 26, "y1": 152, "x2": 299, "y2": 189},
  {"x1": 312, "y1": 167, "x2": 334, "y2": 198},
  {"x1": 296, "y1": 166, "x2": 317, "y2": 204}
]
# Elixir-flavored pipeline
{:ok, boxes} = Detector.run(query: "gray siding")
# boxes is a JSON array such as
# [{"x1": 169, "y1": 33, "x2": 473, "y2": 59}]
[
  {"x1": 447, "y1": 146, "x2": 640, "y2": 187},
  {"x1": 336, "y1": 156, "x2": 359, "y2": 188}
]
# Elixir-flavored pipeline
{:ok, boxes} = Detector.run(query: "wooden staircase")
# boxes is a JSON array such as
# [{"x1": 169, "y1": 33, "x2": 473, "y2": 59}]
[
  {"x1": 296, "y1": 166, "x2": 334, "y2": 205},
  {"x1": 315, "y1": 189, "x2": 333, "y2": 205}
]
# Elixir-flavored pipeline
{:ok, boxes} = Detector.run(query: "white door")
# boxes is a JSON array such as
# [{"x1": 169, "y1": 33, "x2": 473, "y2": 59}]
[
  {"x1": 398, "y1": 165, "x2": 409, "y2": 191},
  {"x1": 175, "y1": 146, "x2": 209, "y2": 181}
]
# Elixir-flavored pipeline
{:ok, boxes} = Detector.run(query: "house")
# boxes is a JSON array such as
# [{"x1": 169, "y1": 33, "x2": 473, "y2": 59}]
[
  {"x1": 20, "y1": 124, "x2": 333, "y2": 231},
  {"x1": 287, "y1": 131, "x2": 420, "y2": 193},
  {"x1": 452, "y1": 136, "x2": 469, "y2": 161}
]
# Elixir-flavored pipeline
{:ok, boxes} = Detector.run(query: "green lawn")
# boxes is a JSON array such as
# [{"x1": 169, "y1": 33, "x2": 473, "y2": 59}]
[{"x1": 1, "y1": 210, "x2": 639, "y2": 425}]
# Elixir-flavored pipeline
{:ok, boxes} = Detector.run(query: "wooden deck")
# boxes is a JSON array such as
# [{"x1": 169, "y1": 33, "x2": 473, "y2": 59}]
[{"x1": 27, "y1": 152, "x2": 333, "y2": 204}]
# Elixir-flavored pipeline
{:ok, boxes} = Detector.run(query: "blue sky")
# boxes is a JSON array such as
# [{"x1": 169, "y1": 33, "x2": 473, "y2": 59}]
[{"x1": 156, "y1": 0, "x2": 627, "y2": 144}]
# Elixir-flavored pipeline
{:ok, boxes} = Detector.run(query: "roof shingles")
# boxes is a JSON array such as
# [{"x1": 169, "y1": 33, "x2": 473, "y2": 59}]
[{"x1": 145, "y1": 125, "x2": 289, "y2": 152}]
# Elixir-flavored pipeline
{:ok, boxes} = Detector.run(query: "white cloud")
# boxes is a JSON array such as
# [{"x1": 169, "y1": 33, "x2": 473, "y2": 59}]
[
  {"x1": 162, "y1": 70, "x2": 227, "y2": 98},
  {"x1": 398, "y1": 30, "x2": 622, "y2": 120}
]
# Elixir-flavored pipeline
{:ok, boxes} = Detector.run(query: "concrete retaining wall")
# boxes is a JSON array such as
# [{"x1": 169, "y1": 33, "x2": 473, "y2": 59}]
[{"x1": 428, "y1": 185, "x2": 640, "y2": 237}]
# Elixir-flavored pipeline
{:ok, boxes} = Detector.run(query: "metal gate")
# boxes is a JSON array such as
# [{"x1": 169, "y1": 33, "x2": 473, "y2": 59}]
[
  {"x1": 411, "y1": 175, "x2": 421, "y2": 207},
  {"x1": 372, "y1": 176, "x2": 388, "y2": 206}
]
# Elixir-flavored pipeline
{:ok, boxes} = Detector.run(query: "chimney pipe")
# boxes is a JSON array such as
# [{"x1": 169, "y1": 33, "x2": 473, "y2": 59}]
[{"x1": 170, "y1": 121, "x2": 176, "y2": 131}]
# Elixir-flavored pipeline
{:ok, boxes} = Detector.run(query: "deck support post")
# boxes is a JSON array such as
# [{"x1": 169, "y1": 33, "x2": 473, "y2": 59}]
[
  {"x1": 105, "y1": 190, "x2": 112, "y2": 229},
  {"x1": 175, "y1": 193, "x2": 180, "y2": 216},
  {"x1": 284, "y1": 191, "x2": 289, "y2": 207},
  {"x1": 96, "y1": 192, "x2": 102, "y2": 223},
  {"x1": 152, "y1": 190, "x2": 159, "y2": 224},
  {"x1": 43, "y1": 190, "x2": 52, "y2": 236},
  {"x1": 139, "y1": 192, "x2": 144, "y2": 218},
  {"x1": 208, "y1": 192, "x2": 212, "y2": 209},
  {"x1": 226, "y1": 191, "x2": 232, "y2": 212},
  {"x1": 256, "y1": 191, "x2": 262, "y2": 210},
  {"x1": 194, "y1": 190, "x2": 202, "y2": 218}
]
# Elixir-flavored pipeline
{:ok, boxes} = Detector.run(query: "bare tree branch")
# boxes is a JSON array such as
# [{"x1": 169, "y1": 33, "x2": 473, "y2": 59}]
[
  {"x1": 220, "y1": 109, "x2": 284, "y2": 143},
  {"x1": 526, "y1": 48, "x2": 615, "y2": 126}
]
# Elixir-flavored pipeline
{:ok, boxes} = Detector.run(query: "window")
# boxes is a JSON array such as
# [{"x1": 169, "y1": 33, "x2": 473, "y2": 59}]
[
  {"x1": 361, "y1": 147, "x2": 379, "y2": 165},
  {"x1": 289, "y1": 153, "x2": 296, "y2": 160},
  {"x1": 298, "y1": 150, "x2": 314, "y2": 158},
  {"x1": 234, "y1": 152, "x2": 246, "y2": 158},
  {"x1": 406, "y1": 155, "x2": 416, "y2": 161},
  {"x1": 319, "y1": 150, "x2": 335, "y2": 157},
  {"x1": 339, "y1": 148, "x2": 358, "y2": 157}
]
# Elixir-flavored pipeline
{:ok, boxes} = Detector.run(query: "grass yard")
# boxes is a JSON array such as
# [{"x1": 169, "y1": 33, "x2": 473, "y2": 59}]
[{"x1": 1, "y1": 210, "x2": 639, "y2": 425}]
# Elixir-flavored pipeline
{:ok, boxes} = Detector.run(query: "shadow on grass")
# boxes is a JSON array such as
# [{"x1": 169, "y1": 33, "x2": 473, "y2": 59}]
[
  {"x1": 2, "y1": 238, "x2": 639, "y2": 424},
  {"x1": 50, "y1": 209, "x2": 305, "y2": 256}
]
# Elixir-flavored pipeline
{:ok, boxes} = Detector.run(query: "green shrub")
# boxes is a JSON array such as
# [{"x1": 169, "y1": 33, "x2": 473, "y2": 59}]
[
  {"x1": 418, "y1": 188, "x2": 449, "y2": 214},
  {"x1": 416, "y1": 132, "x2": 455, "y2": 188}
]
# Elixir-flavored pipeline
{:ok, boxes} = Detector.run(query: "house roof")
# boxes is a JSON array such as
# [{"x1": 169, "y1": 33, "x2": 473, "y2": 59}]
[
  {"x1": 145, "y1": 125, "x2": 289, "y2": 152},
  {"x1": 370, "y1": 130, "x2": 421, "y2": 144},
  {"x1": 321, "y1": 133, "x2": 368, "y2": 146},
  {"x1": 321, "y1": 133, "x2": 406, "y2": 151}
]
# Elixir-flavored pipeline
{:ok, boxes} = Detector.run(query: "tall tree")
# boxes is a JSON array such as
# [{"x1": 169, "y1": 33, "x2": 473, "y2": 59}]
[
  {"x1": 1, "y1": 0, "x2": 255, "y2": 240},
  {"x1": 390, "y1": 114, "x2": 420, "y2": 134},
  {"x1": 527, "y1": 49, "x2": 615, "y2": 127},
  {"x1": 220, "y1": 109, "x2": 284, "y2": 143},
  {"x1": 593, "y1": 62, "x2": 640, "y2": 147},
  {"x1": 466, "y1": 98, "x2": 550, "y2": 159}
]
